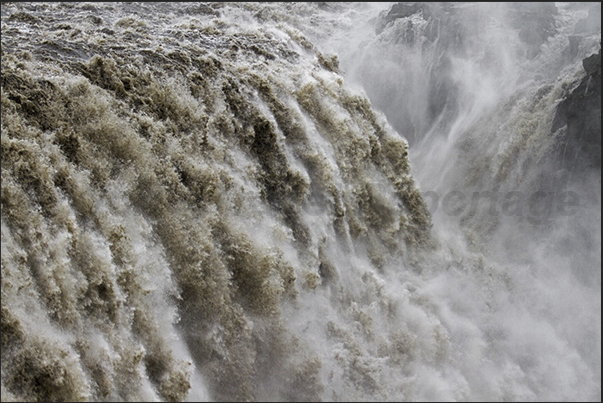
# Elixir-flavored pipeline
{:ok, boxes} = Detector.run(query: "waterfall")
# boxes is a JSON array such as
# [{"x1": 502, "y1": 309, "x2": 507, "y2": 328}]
[{"x1": 1, "y1": 2, "x2": 600, "y2": 402}]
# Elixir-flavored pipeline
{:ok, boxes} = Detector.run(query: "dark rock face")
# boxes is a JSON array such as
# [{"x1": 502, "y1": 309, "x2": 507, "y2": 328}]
[
  {"x1": 552, "y1": 46, "x2": 601, "y2": 172},
  {"x1": 376, "y1": 2, "x2": 466, "y2": 46},
  {"x1": 377, "y1": 2, "x2": 558, "y2": 54},
  {"x1": 381, "y1": 2, "x2": 428, "y2": 25}
]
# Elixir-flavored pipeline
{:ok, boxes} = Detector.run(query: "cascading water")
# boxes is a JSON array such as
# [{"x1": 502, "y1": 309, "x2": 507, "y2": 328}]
[{"x1": 1, "y1": 2, "x2": 600, "y2": 402}]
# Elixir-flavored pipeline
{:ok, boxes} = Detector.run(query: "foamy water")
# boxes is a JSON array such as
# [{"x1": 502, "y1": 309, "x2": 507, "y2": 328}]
[{"x1": 1, "y1": 2, "x2": 600, "y2": 402}]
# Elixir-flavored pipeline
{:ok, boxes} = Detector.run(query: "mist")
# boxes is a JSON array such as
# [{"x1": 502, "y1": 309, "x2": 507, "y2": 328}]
[{"x1": 1, "y1": 2, "x2": 601, "y2": 401}]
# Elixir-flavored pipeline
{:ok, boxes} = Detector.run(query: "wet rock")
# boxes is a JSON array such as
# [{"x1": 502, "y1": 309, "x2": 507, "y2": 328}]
[
  {"x1": 376, "y1": 2, "x2": 428, "y2": 33},
  {"x1": 552, "y1": 46, "x2": 601, "y2": 172},
  {"x1": 377, "y1": 2, "x2": 557, "y2": 55},
  {"x1": 375, "y1": 2, "x2": 453, "y2": 38}
]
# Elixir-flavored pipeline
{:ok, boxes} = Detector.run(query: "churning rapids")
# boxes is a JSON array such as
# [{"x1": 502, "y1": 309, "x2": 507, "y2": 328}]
[{"x1": 1, "y1": 2, "x2": 600, "y2": 402}]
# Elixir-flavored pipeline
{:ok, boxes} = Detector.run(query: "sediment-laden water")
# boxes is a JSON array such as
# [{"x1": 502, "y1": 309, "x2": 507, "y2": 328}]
[{"x1": 1, "y1": 2, "x2": 600, "y2": 402}]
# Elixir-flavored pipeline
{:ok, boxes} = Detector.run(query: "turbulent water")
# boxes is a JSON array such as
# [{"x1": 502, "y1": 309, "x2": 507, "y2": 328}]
[{"x1": 1, "y1": 2, "x2": 600, "y2": 402}]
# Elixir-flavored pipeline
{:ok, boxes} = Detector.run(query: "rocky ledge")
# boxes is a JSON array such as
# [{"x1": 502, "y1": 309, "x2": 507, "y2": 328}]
[{"x1": 553, "y1": 45, "x2": 601, "y2": 172}]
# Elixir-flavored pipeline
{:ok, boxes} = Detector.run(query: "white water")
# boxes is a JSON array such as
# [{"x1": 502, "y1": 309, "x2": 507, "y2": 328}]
[
  {"x1": 1, "y1": 2, "x2": 601, "y2": 402},
  {"x1": 318, "y1": 2, "x2": 601, "y2": 401}
]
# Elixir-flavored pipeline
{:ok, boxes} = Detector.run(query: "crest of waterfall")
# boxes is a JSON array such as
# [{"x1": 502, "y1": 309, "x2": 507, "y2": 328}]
[{"x1": 1, "y1": 2, "x2": 601, "y2": 402}]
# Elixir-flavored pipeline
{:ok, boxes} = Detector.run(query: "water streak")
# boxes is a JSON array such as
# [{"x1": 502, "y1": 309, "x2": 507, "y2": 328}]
[{"x1": 1, "y1": 2, "x2": 601, "y2": 402}]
